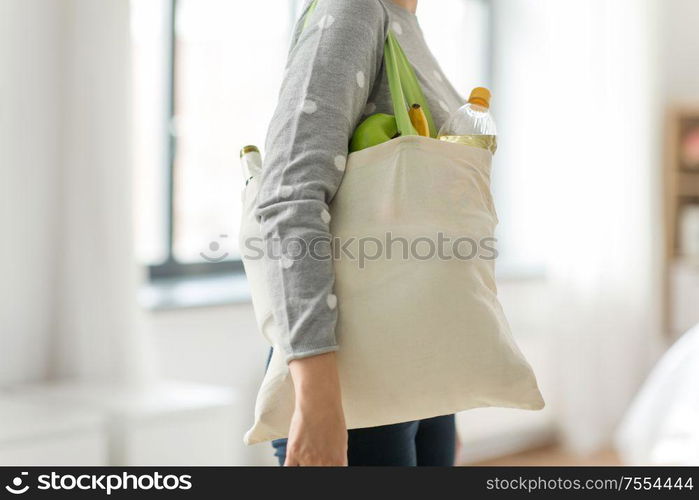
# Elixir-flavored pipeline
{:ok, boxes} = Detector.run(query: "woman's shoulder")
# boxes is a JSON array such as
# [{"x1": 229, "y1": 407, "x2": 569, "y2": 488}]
[
  {"x1": 290, "y1": 0, "x2": 392, "y2": 48},
  {"x1": 318, "y1": 0, "x2": 388, "y2": 16},
  {"x1": 306, "y1": 0, "x2": 391, "y2": 30}
]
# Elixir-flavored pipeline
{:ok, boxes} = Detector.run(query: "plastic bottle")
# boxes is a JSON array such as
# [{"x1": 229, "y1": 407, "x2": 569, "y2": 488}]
[
  {"x1": 437, "y1": 87, "x2": 497, "y2": 154},
  {"x1": 240, "y1": 145, "x2": 262, "y2": 185}
]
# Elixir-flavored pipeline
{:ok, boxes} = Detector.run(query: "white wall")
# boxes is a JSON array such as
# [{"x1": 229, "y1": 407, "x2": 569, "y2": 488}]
[
  {"x1": 662, "y1": 0, "x2": 699, "y2": 102},
  {"x1": 145, "y1": 304, "x2": 276, "y2": 465},
  {"x1": 51, "y1": 0, "x2": 149, "y2": 384},
  {"x1": 1, "y1": 0, "x2": 146, "y2": 386},
  {"x1": 0, "y1": 0, "x2": 65, "y2": 384}
]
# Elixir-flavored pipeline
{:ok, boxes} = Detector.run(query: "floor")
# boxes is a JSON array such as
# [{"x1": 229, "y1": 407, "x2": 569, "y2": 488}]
[{"x1": 468, "y1": 445, "x2": 622, "y2": 466}]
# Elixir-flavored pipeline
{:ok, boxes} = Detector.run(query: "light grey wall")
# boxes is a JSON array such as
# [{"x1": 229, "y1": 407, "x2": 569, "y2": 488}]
[
  {"x1": 661, "y1": 0, "x2": 699, "y2": 102},
  {"x1": 0, "y1": 0, "x2": 65, "y2": 384},
  {"x1": 1, "y1": 0, "x2": 139, "y2": 385},
  {"x1": 144, "y1": 304, "x2": 276, "y2": 465}
]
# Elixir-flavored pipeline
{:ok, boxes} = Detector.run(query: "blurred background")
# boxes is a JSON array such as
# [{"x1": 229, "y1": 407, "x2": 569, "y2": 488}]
[{"x1": 1, "y1": 0, "x2": 698, "y2": 466}]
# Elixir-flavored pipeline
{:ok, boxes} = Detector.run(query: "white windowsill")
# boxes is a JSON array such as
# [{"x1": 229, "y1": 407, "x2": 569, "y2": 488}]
[
  {"x1": 139, "y1": 266, "x2": 547, "y2": 312},
  {"x1": 139, "y1": 272, "x2": 252, "y2": 311}
]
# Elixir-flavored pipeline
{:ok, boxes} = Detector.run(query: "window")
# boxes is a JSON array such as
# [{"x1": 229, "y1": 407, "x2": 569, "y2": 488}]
[{"x1": 131, "y1": 0, "x2": 492, "y2": 282}]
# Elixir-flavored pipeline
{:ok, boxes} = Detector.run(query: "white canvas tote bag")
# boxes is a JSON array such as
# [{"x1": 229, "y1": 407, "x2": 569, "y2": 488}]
[{"x1": 240, "y1": 4, "x2": 544, "y2": 445}]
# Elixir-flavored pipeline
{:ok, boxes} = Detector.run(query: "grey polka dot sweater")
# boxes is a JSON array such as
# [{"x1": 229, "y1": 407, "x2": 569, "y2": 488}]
[{"x1": 255, "y1": 0, "x2": 464, "y2": 363}]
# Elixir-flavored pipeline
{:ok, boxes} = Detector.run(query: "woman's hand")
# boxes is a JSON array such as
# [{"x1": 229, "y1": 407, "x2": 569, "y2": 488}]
[{"x1": 285, "y1": 352, "x2": 348, "y2": 466}]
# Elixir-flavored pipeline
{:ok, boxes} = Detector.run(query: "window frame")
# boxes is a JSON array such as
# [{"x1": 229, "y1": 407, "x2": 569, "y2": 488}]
[{"x1": 147, "y1": 0, "x2": 248, "y2": 281}]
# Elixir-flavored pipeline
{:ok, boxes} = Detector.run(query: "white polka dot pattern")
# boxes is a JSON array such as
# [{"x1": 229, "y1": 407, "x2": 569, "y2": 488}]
[
  {"x1": 326, "y1": 294, "x2": 337, "y2": 310},
  {"x1": 279, "y1": 185, "x2": 293, "y2": 198},
  {"x1": 318, "y1": 14, "x2": 335, "y2": 29},
  {"x1": 356, "y1": 71, "x2": 365, "y2": 88},
  {"x1": 391, "y1": 21, "x2": 403, "y2": 35},
  {"x1": 334, "y1": 155, "x2": 346, "y2": 171},
  {"x1": 281, "y1": 256, "x2": 294, "y2": 269},
  {"x1": 302, "y1": 100, "x2": 317, "y2": 114},
  {"x1": 321, "y1": 209, "x2": 331, "y2": 224}
]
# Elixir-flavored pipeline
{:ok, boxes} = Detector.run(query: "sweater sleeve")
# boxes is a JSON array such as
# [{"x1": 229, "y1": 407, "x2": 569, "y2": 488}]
[{"x1": 254, "y1": 0, "x2": 388, "y2": 363}]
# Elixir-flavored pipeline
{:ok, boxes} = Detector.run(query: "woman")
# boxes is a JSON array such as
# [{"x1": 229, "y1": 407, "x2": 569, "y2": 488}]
[{"x1": 256, "y1": 0, "x2": 464, "y2": 466}]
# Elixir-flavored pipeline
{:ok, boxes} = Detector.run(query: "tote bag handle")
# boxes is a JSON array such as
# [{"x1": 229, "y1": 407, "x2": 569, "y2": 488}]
[{"x1": 302, "y1": 0, "x2": 437, "y2": 138}]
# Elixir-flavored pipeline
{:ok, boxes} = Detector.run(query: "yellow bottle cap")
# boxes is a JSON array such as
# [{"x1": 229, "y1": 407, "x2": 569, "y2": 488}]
[
  {"x1": 468, "y1": 87, "x2": 491, "y2": 108},
  {"x1": 240, "y1": 145, "x2": 259, "y2": 157}
]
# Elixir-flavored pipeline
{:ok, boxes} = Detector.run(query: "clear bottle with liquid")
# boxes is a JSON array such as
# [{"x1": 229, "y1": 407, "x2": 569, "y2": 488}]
[
  {"x1": 437, "y1": 87, "x2": 497, "y2": 154},
  {"x1": 240, "y1": 145, "x2": 262, "y2": 185}
]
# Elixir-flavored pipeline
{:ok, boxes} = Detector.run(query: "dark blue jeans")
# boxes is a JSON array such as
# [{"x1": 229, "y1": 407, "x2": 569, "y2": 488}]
[
  {"x1": 266, "y1": 348, "x2": 456, "y2": 466},
  {"x1": 272, "y1": 414, "x2": 456, "y2": 466}
]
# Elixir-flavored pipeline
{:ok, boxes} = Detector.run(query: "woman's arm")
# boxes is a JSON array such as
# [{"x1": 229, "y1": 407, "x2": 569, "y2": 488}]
[
  {"x1": 256, "y1": 0, "x2": 387, "y2": 361},
  {"x1": 255, "y1": 0, "x2": 388, "y2": 465}
]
